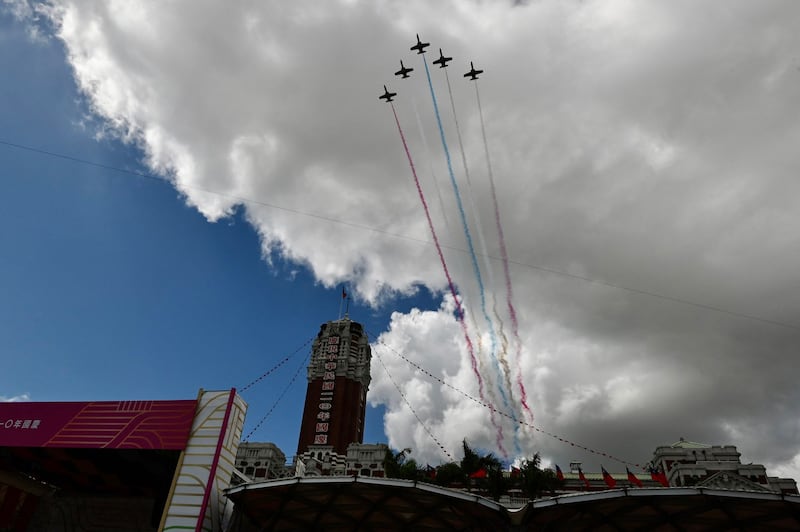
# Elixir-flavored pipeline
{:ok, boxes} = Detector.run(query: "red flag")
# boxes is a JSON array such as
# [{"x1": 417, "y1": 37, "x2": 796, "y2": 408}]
[
  {"x1": 649, "y1": 465, "x2": 669, "y2": 487},
  {"x1": 469, "y1": 468, "x2": 487, "y2": 479},
  {"x1": 601, "y1": 466, "x2": 617, "y2": 489},
  {"x1": 578, "y1": 467, "x2": 590, "y2": 489},
  {"x1": 626, "y1": 467, "x2": 643, "y2": 488},
  {"x1": 555, "y1": 464, "x2": 564, "y2": 481},
  {"x1": 342, "y1": 287, "x2": 347, "y2": 299},
  {"x1": 425, "y1": 465, "x2": 436, "y2": 479},
  {"x1": 510, "y1": 467, "x2": 521, "y2": 478}
]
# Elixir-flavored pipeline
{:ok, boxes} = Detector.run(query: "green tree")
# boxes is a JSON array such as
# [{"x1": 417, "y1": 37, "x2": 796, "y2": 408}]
[
  {"x1": 460, "y1": 439, "x2": 481, "y2": 475},
  {"x1": 383, "y1": 448, "x2": 420, "y2": 480},
  {"x1": 460, "y1": 439, "x2": 501, "y2": 475},
  {"x1": 461, "y1": 439, "x2": 507, "y2": 500},
  {"x1": 519, "y1": 453, "x2": 563, "y2": 499},
  {"x1": 486, "y1": 468, "x2": 508, "y2": 501},
  {"x1": 433, "y1": 462, "x2": 465, "y2": 487}
]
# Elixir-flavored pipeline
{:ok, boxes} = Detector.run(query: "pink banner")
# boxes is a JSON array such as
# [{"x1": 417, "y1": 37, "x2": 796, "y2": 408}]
[{"x1": 0, "y1": 400, "x2": 196, "y2": 450}]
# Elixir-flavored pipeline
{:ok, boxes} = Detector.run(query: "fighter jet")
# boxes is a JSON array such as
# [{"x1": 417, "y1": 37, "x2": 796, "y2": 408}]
[
  {"x1": 464, "y1": 61, "x2": 483, "y2": 80},
  {"x1": 410, "y1": 34, "x2": 430, "y2": 54},
  {"x1": 379, "y1": 85, "x2": 397, "y2": 103},
  {"x1": 432, "y1": 48, "x2": 452, "y2": 69},
  {"x1": 395, "y1": 60, "x2": 413, "y2": 79}
]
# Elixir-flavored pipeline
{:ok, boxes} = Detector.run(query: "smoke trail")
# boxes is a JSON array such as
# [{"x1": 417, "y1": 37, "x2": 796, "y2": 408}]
[
  {"x1": 492, "y1": 300, "x2": 517, "y2": 432},
  {"x1": 474, "y1": 82, "x2": 533, "y2": 420},
  {"x1": 443, "y1": 64, "x2": 521, "y2": 454},
  {"x1": 422, "y1": 55, "x2": 512, "y2": 454},
  {"x1": 412, "y1": 99, "x2": 451, "y2": 232},
  {"x1": 443, "y1": 69, "x2": 491, "y2": 281},
  {"x1": 389, "y1": 103, "x2": 503, "y2": 446},
  {"x1": 467, "y1": 305, "x2": 498, "y2": 443}
]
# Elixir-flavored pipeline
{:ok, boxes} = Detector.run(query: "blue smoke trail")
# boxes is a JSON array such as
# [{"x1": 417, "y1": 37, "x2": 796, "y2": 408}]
[
  {"x1": 422, "y1": 55, "x2": 512, "y2": 447},
  {"x1": 442, "y1": 65, "x2": 522, "y2": 456},
  {"x1": 390, "y1": 102, "x2": 499, "y2": 454}
]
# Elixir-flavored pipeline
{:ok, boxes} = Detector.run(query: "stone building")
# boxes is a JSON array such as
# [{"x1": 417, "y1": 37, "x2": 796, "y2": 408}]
[
  {"x1": 232, "y1": 442, "x2": 288, "y2": 484},
  {"x1": 650, "y1": 438, "x2": 798, "y2": 494}
]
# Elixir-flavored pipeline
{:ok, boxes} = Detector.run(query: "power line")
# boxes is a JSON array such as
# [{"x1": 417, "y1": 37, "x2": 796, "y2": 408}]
[
  {"x1": 502, "y1": 258, "x2": 800, "y2": 332},
  {"x1": 2, "y1": 137, "x2": 797, "y2": 333},
  {"x1": 370, "y1": 332, "x2": 642, "y2": 470},
  {"x1": 1, "y1": 139, "x2": 162, "y2": 182}
]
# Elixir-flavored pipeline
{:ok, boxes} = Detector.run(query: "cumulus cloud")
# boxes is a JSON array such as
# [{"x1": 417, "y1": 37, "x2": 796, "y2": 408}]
[{"x1": 28, "y1": 0, "x2": 800, "y2": 476}]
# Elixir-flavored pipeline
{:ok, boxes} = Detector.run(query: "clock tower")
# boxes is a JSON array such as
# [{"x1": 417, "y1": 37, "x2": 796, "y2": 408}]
[{"x1": 296, "y1": 317, "x2": 372, "y2": 456}]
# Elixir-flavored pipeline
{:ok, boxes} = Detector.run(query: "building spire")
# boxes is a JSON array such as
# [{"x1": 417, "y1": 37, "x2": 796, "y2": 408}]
[{"x1": 338, "y1": 286, "x2": 347, "y2": 320}]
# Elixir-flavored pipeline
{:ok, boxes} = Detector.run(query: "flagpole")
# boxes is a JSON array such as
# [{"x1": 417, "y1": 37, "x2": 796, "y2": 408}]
[{"x1": 338, "y1": 287, "x2": 344, "y2": 320}]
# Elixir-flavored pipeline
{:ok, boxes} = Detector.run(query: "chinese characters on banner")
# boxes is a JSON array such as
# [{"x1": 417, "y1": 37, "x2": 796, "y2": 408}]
[
  {"x1": 0, "y1": 419, "x2": 41, "y2": 429},
  {"x1": 315, "y1": 336, "x2": 339, "y2": 445}
]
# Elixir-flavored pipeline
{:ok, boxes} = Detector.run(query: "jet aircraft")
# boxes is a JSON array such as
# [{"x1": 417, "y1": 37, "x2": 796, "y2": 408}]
[
  {"x1": 410, "y1": 34, "x2": 430, "y2": 54},
  {"x1": 379, "y1": 85, "x2": 397, "y2": 103},
  {"x1": 395, "y1": 60, "x2": 413, "y2": 79},
  {"x1": 464, "y1": 61, "x2": 484, "y2": 80},
  {"x1": 432, "y1": 48, "x2": 452, "y2": 69}
]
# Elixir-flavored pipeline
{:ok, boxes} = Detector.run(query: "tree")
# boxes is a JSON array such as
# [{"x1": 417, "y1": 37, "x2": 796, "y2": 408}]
[
  {"x1": 433, "y1": 462, "x2": 465, "y2": 487},
  {"x1": 383, "y1": 448, "x2": 420, "y2": 480},
  {"x1": 461, "y1": 439, "x2": 481, "y2": 476},
  {"x1": 518, "y1": 453, "x2": 563, "y2": 499},
  {"x1": 486, "y1": 468, "x2": 508, "y2": 501},
  {"x1": 460, "y1": 439, "x2": 507, "y2": 500},
  {"x1": 460, "y1": 439, "x2": 501, "y2": 476}
]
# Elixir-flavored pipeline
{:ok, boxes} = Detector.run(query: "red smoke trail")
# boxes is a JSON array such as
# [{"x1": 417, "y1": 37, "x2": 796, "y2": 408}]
[
  {"x1": 391, "y1": 103, "x2": 505, "y2": 452},
  {"x1": 474, "y1": 83, "x2": 533, "y2": 421},
  {"x1": 443, "y1": 66, "x2": 521, "y2": 454},
  {"x1": 422, "y1": 56, "x2": 508, "y2": 455}
]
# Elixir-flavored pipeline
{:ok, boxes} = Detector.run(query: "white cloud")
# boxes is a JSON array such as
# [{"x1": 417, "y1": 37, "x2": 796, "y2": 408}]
[
  {"x1": 32, "y1": 0, "x2": 800, "y2": 473},
  {"x1": 0, "y1": 393, "x2": 31, "y2": 402},
  {"x1": 2, "y1": 0, "x2": 50, "y2": 41}
]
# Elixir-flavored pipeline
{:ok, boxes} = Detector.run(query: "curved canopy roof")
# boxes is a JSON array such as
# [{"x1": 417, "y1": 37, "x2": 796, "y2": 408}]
[
  {"x1": 517, "y1": 488, "x2": 800, "y2": 531},
  {"x1": 226, "y1": 476, "x2": 507, "y2": 531},
  {"x1": 227, "y1": 479, "x2": 800, "y2": 531}
]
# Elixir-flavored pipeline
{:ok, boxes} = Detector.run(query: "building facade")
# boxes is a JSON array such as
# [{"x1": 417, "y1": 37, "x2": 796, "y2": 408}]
[
  {"x1": 296, "y1": 317, "x2": 372, "y2": 456},
  {"x1": 650, "y1": 438, "x2": 798, "y2": 494},
  {"x1": 232, "y1": 442, "x2": 288, "y2": 483},
  {"x1": 294, "y1": 442, "x2": 389, "y2": 478},
  {"x1": 557, "y1": 461, "x2": 662, "y2": 492},
  {"x1": 559, "y1": 439, "x2": 798, "y2": 495}
]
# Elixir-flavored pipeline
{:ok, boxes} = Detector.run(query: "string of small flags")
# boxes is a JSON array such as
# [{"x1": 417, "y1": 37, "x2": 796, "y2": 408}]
[
  {"x1": 370, "y1": 334, "x2": 642, "y2": 470},
  {"x1": 240, "y1": 336, "x2": 315, "y2": 393},
  {"x1": 374, "y1": 350, "x2": 455, "y2": 462}
]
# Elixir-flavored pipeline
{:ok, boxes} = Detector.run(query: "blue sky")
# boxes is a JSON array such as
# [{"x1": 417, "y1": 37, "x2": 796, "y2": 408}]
[
  {"x1": 0, "y1": 11, "x2": 440, "y2": 456},
  {"x1": 2, "y1": 1, "x2": 800, "y2": 477}
]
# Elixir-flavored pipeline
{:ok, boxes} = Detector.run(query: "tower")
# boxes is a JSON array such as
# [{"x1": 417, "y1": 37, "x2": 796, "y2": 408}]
[{"x1": 296, "y1": 317, "x2": 371, "y2": 457}]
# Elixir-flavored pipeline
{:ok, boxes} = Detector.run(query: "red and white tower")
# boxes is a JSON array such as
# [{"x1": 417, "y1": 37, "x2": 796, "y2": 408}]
[{"x1": 296, "y1": 317, "x2": 371, "y2": 456}]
